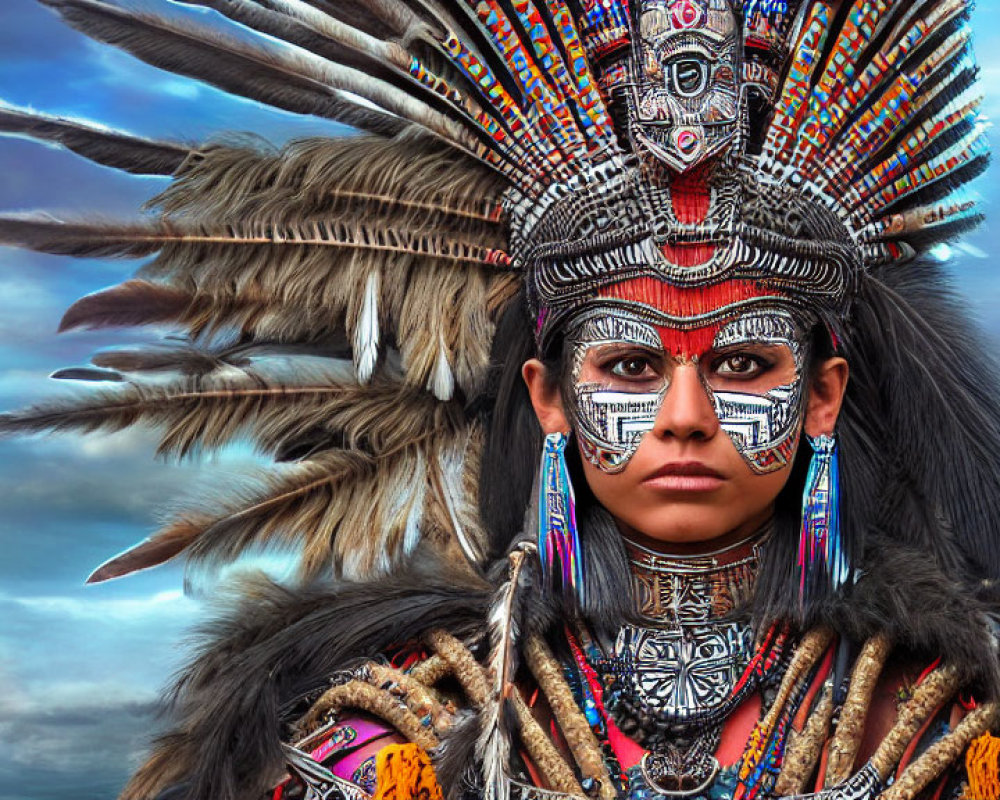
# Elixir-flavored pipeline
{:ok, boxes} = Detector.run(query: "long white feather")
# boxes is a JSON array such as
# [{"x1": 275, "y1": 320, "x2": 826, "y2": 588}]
[
  {"x1": 429, "y1": 334, "x2": 455, "y2": 401},
  {"x1": 477, "y1": 545, "x2": 532, "y2": 800},
  {"x1": 353, "y1": 271, "x2": 380, "y2": 383},
  {"x1": 402, "y1": 452, "x2": 427, "y2": 556},
  {"x1": 437, "y1": 436, "x2": 483, "y2": 566}
]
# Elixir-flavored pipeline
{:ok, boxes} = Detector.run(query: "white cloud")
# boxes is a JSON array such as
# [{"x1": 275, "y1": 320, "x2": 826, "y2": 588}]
[
  {"x1": 74, "y1": 426, "x2": 160, "y2": 458},
  {"x1": 0, "y1": 642, "x2": 167, "y2": 778},
  {"x1": 10, "y1": 588, "x2": 198, "y2": 623},
  {"x1": 0, "y1": 274, "x2": 55, "y2": 311},
  {"x1": 0, "y1": 368, "x2": 68, "y2": 402},
  {"x1": 0, "y1": 671, "x2": 160, "y2": 773},
  {"x1": 0, "y1": 669, "x2": 157, "y2": 719}
]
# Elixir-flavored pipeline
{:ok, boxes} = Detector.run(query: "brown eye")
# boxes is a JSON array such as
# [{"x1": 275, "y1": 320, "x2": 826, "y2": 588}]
[
  {"x1": 611, "y1": 356, "x2": 655, "y2": 380},
  {"x1": 714, "y1": 354, "x2": 765, "y2": 378}
]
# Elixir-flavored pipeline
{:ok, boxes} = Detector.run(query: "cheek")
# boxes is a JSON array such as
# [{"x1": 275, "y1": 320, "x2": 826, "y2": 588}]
[
  {"x1": 721, "y1": 431, "x2": 804, "y2": 516},
  {"x1": 735, "y1": 454, "x2": 799, "y2": 506},
  {"x1": 713, "y1": 391, "x2": 802, "y2": 474},
  {"x1": 573, "y1": 385, "x2": 665, "y2": 474},
  {"x1": 709, "y1": 363, "x2": 808, "y2": 475}
]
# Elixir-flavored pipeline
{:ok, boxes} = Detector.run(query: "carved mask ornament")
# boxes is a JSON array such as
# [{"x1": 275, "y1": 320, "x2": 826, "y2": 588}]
[{"x1": 625, "y1": 0, "x2": 742, "y2": 171}]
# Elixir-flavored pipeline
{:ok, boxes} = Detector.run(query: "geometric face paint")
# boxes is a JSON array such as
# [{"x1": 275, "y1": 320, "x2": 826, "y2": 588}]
[
  {"x1": 704, "y1": 311, "x2": 808, "y2": 474},
  {"x1": 570, "y1": 314, "x2": 668, "y2": 474},
  {"x1": 568, "y1": 307, "x2": 809, "y2": 475}
]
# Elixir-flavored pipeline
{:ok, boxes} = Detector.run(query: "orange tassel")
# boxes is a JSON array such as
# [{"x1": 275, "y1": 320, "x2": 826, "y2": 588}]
[
  {"x1": 373, "y1": 743, "x2": 444, "y2": 800},
  {"x1": 966, "y1": 731, "x2": 1000, "y2": 800}
]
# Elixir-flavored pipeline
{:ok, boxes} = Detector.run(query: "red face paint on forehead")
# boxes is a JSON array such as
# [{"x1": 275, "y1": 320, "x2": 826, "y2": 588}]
[{"x1": 597, "y1": 277, "x2": 782, "y2": 358}]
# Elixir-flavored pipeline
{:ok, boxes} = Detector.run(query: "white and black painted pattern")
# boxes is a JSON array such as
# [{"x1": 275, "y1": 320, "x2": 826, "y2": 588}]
[
  {"x1": 567, "y1": 307, "x2": 809, "y2": 475},
  {"x1": 571, "y1": 313, "x2": 668, "y2": 474},
  {"x1": 705, "y1": 309, "x2": 809, "y2": 475},
  {"x1": 575, "y1": 389, "x2": 666, "y2": 473},
  {"x1": 570, "y1": 314, "x2": 665, "y2": 382}
]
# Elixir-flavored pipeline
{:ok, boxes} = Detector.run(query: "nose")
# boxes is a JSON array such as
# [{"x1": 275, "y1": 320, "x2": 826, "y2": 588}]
[{"x1": 654, "y1": 362, "x2": 719, "y2": 441}]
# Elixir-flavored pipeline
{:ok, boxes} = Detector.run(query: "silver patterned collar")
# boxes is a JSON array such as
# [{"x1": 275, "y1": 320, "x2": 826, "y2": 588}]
[{"x1": 623, "y1": 522, "x2": 770, "y2": 628}]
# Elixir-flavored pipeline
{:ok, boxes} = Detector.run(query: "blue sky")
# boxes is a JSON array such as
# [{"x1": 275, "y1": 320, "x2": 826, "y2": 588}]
[{"x1": 1, "y1": 2, "x2": 1000, "y2": 797}]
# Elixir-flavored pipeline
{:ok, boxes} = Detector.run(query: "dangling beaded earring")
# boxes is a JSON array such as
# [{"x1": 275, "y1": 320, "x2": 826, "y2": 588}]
[
  {"x1": 537, "y1": 432, "x2": 585, "y2": 604},
  {"x1": 798, "y1": 434, "x2": 849, "y2": 602}
]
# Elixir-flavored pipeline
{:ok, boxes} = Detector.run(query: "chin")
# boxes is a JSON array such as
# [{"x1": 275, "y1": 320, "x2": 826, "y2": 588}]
[{"x1": 619, "y1": 509, "x2": 741, "y2": 545}]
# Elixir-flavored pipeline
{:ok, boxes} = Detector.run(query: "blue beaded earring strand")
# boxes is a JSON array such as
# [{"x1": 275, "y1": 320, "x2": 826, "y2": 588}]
[
  {"x1": 798, "y1": 434, "x2": 849, "y2": 603},
  {"x1": 537, "y1": 432, "x2": 585, "y2": 604}
]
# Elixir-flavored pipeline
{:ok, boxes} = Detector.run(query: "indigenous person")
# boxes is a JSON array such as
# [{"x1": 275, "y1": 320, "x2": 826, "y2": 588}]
[{"x1": 2, "y1": 0, "x2": 1000, "y2": 799}]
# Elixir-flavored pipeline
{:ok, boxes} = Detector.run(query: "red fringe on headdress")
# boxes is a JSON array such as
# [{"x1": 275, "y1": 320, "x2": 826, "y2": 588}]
[{"x1": 661, "y1": 166, "x2": 717, "y2": 268}]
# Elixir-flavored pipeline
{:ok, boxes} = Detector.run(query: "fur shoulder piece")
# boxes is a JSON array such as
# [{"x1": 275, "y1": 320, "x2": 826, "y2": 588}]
[
  {"x1": 829, "y1": 537, "x2": 1000, "y2": 698},
  {"x1": 122, "y1": 552, "x2": 490, "y2": 800}
]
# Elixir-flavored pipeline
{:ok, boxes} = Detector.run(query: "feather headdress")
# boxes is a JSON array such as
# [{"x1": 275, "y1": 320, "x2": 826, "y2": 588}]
[{"x1": 0, "y1": 0, "x2": 990, "y2": 586}]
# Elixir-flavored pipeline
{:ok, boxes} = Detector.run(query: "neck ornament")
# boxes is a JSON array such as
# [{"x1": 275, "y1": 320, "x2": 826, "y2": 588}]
[
  {"x1": 624, "y1": 525, "x2": 769, "y2": 628},
  {"x1": 592, "y1": 524, "x2": 780, "y2": 797}
]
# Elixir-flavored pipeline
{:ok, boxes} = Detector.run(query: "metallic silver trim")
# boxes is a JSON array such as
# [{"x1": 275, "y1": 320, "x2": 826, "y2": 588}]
[{"x1": 641, "y1": 751, "x2": 720, "y2": 797}]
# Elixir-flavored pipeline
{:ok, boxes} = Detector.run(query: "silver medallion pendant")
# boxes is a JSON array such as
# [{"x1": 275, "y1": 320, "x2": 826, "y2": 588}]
[
  {"x1": 610, "y1": 621, "x2": 754, "y2": 730},
  {"x1": 600, "y1": 621, "x2": 757, "y2": 798},
  {"x1": 640, "y1": 739, "x2": 720, "y2": 797},
  {"x1": 593, "y1": 532, "x2": 771, "y2": 798}
]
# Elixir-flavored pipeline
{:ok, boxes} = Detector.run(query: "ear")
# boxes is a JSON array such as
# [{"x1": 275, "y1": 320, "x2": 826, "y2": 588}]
[
  {"x1": 804, "y1": 356, "x2": 849, "y2": 438},
  {"x1": 522, "y1": 359, "x2": 571, "y2": 435}
]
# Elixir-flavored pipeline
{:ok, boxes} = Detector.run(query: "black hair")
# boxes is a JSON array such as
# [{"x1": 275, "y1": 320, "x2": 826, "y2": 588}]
[{"x1": 477, "y1": 292, "x2": 633, "y2": 632}]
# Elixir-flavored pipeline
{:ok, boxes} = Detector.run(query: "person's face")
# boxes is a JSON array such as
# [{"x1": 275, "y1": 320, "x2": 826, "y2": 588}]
[
  {"x1": 524, "y1": 304, "x2": 849, "y2": 549},
  {"x1": 568, "y1": 309, "x2": 807, "y2": 475}
]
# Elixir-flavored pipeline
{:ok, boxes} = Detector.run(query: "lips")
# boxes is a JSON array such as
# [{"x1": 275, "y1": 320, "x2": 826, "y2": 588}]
[{"x1": 642, "y1": 461, "x2": 725, "y2": 492}]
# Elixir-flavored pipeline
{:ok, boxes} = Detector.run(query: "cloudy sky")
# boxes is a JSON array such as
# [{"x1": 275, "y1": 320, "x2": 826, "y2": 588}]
[{"x1": 1, "y1": 2, "x2": 1000, "y2": 797}]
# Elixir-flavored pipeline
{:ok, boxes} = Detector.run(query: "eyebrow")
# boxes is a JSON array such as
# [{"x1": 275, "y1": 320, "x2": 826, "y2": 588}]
[
  {"x1": 710, "y1": 332, "x2": 798, "y2": 349},
  {"x1": 708, "y1": 340, "x2": 795, "y2": 351},
  {"x1": 580, "y1": 339, "x2": 666, "y2": 354}
]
